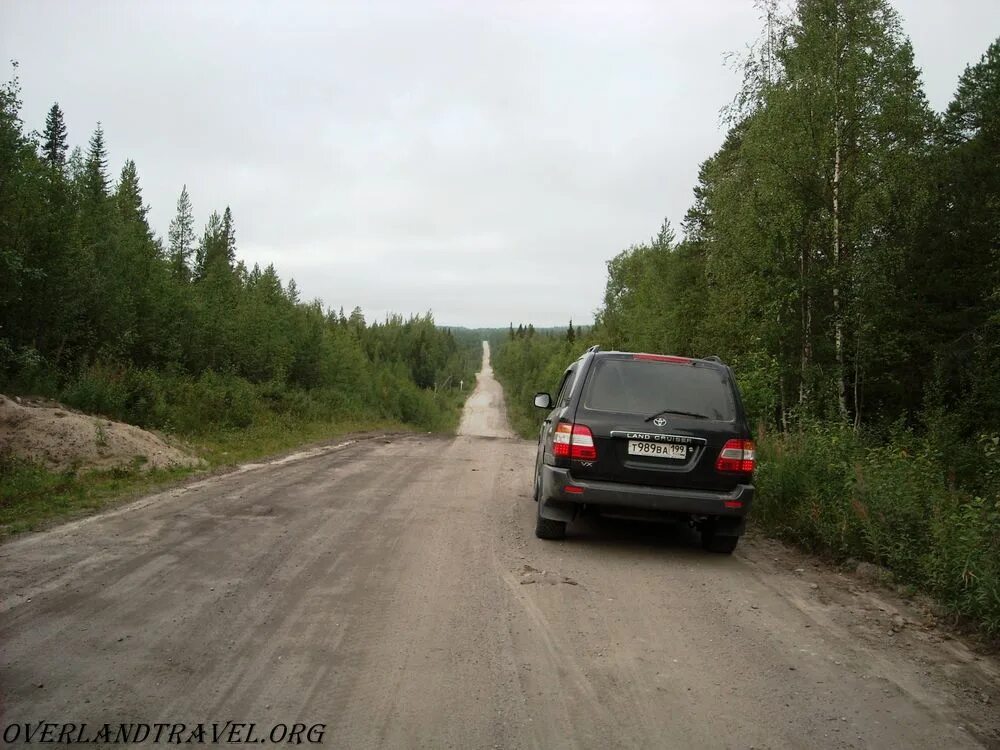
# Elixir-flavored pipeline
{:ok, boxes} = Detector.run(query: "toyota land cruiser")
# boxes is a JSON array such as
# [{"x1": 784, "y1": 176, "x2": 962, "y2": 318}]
[{"x1": 531, "y1": 346, "x2": 755, "y2": 553}]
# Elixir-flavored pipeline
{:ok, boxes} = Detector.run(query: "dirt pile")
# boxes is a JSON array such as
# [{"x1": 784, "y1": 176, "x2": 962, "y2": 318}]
[{"x1": 0, "y1": 394, "x2": 203, "y2": 473}]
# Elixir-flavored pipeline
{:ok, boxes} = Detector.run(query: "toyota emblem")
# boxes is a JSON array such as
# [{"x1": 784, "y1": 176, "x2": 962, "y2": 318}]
[{"x1": 652, "y1": 417, "x2": 667, "y2": 427}]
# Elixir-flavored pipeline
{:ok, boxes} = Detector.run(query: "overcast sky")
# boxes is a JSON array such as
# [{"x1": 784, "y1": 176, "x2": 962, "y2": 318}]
[{"x1": 3, "y1": 1, "x2": 998, "y2": 327}]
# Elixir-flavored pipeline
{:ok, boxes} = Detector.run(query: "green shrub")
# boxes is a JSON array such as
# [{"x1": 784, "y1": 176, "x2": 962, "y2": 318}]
[
  {"x1": 755, "y1": 425, "x2": 1000, "y2": 635},
  {"x1": 60, "y1": 363, "x2": 130, "y2": 419}
]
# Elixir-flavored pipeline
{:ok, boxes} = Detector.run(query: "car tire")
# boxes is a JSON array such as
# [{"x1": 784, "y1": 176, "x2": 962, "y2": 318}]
[
  {"x1": 701, "y1": 529, "x2": 739, "y2": 554},
  {"x1": 535, "y1": 503, "x2": 567, "y2": 540}
]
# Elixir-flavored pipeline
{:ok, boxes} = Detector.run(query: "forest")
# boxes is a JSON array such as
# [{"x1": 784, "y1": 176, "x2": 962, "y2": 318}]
[
  {"x1": 0, "y1": 67, "x2": 479, "y2": 531},
  {"x1": 0, "y1": 69, "x2": 478, "y2": 435},
  {"x1": 495, "y1": 2, "x2": 999, "y2": 636}
]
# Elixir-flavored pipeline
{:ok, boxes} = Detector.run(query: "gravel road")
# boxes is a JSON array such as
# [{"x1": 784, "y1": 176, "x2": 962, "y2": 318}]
[{"x1": 1, "y1": 343, "x2": 997, "y2": 749}]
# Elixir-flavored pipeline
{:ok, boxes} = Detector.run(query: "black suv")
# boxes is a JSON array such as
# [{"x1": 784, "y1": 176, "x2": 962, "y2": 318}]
[{"x1": 531, "y1": 347, "x2": 755, "y2": 553}]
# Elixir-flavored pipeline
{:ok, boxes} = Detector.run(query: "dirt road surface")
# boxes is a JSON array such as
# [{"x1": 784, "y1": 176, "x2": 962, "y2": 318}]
[
  {"x1": 458, "y1": 342, "x2": 514, "y2": 440},
  {"x1": 2, "y1": 344, "x2": 998, "y2": 748}
]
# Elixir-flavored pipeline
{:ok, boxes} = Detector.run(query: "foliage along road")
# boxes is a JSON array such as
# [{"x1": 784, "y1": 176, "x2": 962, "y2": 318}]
[{"x1": 1, "y1": 343, "x2": 997, "y2": 748}]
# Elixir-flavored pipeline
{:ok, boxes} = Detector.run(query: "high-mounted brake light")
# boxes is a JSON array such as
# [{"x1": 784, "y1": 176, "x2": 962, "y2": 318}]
[
  {"x1": 715, "y1": 439, "x2": 755, "y2": 473},
  {"x1": 553, "y1": 422, "x2": 597, "y2": 461},
  {"x1": 634, "y1": 353, "x2": 692, "y2": 364}
]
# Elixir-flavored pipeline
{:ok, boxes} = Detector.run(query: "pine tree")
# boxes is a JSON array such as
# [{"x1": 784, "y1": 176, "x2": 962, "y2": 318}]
[
  {"x1": 566, "y1": 319, "x2": 576, "y2": 343},
  {"x1": 652, "y1": 218, "x2": 675, "y2": 249},
  {"x1": 41, "y1": 102, "x2": 68, "y2": 168},
  {"x1": 168, "y1": 185, "x2": 196, "y2": 281}
]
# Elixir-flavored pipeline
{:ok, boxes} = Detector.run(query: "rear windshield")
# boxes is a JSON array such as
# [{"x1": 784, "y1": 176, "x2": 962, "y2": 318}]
[{"x1": 581, "y1": 359, "x2": 735, "y2": 421}]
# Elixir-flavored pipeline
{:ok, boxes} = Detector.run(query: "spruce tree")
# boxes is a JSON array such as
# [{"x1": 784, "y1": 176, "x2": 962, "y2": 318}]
[
  {"x1": 222, "y1": 206, "x2": 237, "y2": 265},
  {"x1": 83, "y1": 122, "x2": 109, "y2": 200},
  {"x1": 115, "y1": 159, "x2": 149, "y2": 227},
  {"x1": 41, "y1": 102, "x2": 68, "y2": 168},
  {"x1": 168, "y1": 185, "x2": 196, "y2": 281},
  {"x1": 194, "y1": 211, "x2": 226, "y2": 280}
]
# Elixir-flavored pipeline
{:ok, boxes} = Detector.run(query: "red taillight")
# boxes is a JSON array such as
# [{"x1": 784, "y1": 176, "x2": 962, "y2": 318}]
[
  {"x1": 716, "y1": 439, "x2": 755, "y2": 474},
  {"x1": 634, "y1": 353, "x2": 691, "y2": 364},
  {"x1": 552, "y1": 423, "x2": 572, "y2": 457},
  {"x1": 552, "y1": 423, "x2": 597, "y2": 461},
  {"x1": 564, "y1": 485, "x2": 585, "y2": 495},
  {"x1": 570, "y1": 424, "x2": 597, "y2": 460}
]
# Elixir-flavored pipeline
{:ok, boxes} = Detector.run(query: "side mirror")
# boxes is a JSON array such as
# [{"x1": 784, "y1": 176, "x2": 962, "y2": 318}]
[{"x1": 533, "y1": 392, "x2": 553, "y2": 409}]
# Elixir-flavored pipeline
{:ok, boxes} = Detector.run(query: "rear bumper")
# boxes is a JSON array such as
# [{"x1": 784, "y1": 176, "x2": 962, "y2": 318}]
[{"x1": 539, "y1": 464, "x2": 753, "y2": 524}]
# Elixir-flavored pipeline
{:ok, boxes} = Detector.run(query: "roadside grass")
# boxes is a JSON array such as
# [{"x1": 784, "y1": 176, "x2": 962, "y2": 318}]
[
  {"x1": 493, "y1": 373, "x2": 542, "y2": 440},
  {"x1": 0, "y1": 388, "x2": 471, "y2": 541},
  {"x1": 0, "y1": 458, "x2": 195, "y2": 538},
  {"x1": 192, "y1": 416, "x2": 412, "y2": 467}
]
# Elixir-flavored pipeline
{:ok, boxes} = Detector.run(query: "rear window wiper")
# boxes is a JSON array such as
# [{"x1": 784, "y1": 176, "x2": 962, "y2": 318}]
[{"x1": 644, "y1": 408, "x2": 710, "y2": 422}]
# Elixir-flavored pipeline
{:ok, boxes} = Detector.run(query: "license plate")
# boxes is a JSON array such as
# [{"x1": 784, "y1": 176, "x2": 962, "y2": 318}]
[{"x1": 628, "y1": 441, "x2": 687, "y2": 459}]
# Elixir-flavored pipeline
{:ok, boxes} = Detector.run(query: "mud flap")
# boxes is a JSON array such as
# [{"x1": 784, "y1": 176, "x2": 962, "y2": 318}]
[{"x1": 538, "y1": 497, "x2": 578, "y2": 523}]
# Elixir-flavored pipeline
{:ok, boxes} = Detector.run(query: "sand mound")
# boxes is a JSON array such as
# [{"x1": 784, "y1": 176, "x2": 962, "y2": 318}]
[{"x1": 0, "y1": 394, "x2": 204, "y2": 473}]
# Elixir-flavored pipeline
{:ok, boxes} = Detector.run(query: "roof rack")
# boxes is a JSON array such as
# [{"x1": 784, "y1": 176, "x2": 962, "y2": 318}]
[{"x1": 586, "y1": 344, "x2": 601, "y2": 353}]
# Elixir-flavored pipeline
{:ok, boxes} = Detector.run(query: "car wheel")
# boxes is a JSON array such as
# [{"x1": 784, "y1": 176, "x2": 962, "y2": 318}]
[
  {"x1": 535, "y1": 502, "x2": 566, "y2": 540},
  {"x1": 701, "y1": 529, "x2": 739, "y2": 554}
]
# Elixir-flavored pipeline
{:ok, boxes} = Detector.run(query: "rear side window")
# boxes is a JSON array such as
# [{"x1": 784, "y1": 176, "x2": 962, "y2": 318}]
[
  {"x1": 581, "y1": 359, "x2": 735, "y2": 421},
  {"x1": 554, "y1": 368, "x2": 575, "y2": 406},
  {"x1": 554, "y1": 370, "x2": 573, "y2": 406}
]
